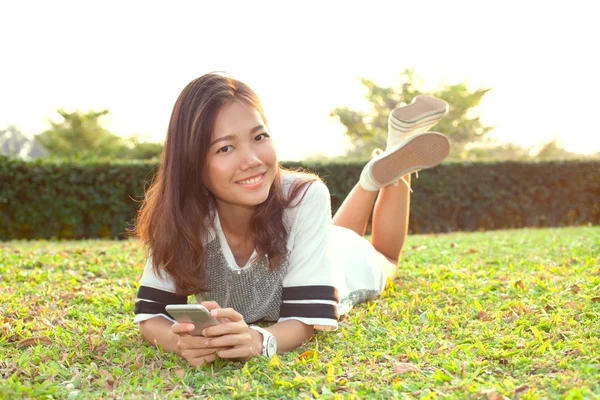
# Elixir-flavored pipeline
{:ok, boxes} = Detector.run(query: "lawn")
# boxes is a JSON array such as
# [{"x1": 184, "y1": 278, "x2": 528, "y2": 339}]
[{"x1": 1, "y1": 226, "x2": 599, "y2": 399}]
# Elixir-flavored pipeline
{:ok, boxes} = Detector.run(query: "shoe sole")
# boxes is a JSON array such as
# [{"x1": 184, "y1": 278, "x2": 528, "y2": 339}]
[
  {"x1": 371, "y1": 132, "x2": 450, "y2": 186},
  {"x1": 390, "y1": 95, "x2": 449, "y2": 127}
]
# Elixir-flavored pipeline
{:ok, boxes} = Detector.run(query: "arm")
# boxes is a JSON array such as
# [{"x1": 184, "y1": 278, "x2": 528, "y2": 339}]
[
  {"x1": 250, "y1": 319, "x2": 313, "y2": 354},
  {"x1": 139, "y1": 317, "x2": 181, "y2": 355}
]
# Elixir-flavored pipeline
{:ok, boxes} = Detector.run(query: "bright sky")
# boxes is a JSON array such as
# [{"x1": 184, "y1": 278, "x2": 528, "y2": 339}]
[{"x1": 1, "y1": 1, "x2": 599, "y2": 161}]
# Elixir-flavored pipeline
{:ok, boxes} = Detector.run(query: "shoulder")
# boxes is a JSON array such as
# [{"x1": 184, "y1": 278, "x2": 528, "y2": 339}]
[{"x1": 281, "y1": 171, "x2": 330, "y2": 207}]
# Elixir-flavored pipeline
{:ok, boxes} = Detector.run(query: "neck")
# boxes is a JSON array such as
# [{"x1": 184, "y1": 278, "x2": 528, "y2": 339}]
[{"x1": 216, "y1": 200, "x2": 255, "y2": 237}]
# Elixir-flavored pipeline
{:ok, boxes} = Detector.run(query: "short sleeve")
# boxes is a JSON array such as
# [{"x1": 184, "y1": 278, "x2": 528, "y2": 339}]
[
  {"x1": 278, "y1": 180, "x2": 339, "y2": 331},
  {"x1": 134, "y1": 256, "x2": 187, "y2": 324}
]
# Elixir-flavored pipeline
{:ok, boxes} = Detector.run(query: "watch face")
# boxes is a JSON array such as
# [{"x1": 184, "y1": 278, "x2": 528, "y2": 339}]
[{"x1": 266, "y1": 336, "x2": 277, "y2": 356}]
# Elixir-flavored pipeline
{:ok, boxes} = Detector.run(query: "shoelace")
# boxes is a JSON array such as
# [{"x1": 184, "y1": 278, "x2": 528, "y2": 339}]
[{"x1": 371, "y1": 148, "x2": 418, "y2": 193}]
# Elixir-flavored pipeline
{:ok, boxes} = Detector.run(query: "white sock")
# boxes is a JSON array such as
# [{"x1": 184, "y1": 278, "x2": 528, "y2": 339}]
[{"x1": 358, "y1": 160, "x2": 380, "y2": 192}]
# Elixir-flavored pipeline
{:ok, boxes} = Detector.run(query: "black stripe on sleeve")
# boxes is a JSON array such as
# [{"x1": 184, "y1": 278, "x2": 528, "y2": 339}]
[
  {"x1": 137, "y1": 286, "x2": 187, "y2": 304},
  {"x1": 134, "y1": 300, "x2": 176, "y2": 320},
  {"x1": 280, "y1": 302, "x2": 338, "y2": 320},
  {"x1": 282, "y1": 286, "x2": 339, "y2": 302}
]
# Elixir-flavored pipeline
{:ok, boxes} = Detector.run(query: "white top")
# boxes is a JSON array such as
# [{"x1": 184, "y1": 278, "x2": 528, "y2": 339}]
[{"x1": 134, "y1": 172, "x2": 340, "y2": 330}]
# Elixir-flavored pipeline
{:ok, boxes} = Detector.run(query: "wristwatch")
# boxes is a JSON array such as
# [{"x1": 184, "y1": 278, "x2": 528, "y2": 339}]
[{"x1": 249, "y1": 325, "x2": 277, "y2": 357}]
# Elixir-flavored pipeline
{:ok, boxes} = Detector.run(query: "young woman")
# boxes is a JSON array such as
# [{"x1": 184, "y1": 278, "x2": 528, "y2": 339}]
[{"x1": 133, "y1": 72, "x2": 449, "y2": 366}]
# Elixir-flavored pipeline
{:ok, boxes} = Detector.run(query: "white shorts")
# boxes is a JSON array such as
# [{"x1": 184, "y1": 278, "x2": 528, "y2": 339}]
[{"x1": 329, "y1": 226, "x2": 387, "y2": 315}]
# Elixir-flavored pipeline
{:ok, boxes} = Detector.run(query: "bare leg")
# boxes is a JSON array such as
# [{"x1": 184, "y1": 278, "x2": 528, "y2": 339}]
[
  {"x1": 371, "y1": 174, "x2": 411, "y2": 264},
  {"x1": 332, "y1": 184, "x2": 378, "y2": 237},
  {"x1": 369, "y1": 174, "x2": 411, "y2": 283},
  {"x1": 332, "y1": 176, "x2": 411, "y2": 285}
]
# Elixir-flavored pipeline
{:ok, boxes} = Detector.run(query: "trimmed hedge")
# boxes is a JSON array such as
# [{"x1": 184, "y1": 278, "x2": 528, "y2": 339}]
[{"x1": 1, "y1": 156, "x2": 598, "y2": 240}]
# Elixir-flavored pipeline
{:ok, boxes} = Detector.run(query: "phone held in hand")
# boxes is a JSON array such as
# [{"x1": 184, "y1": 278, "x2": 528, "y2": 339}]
[{"x1": 165, "y1": 304, "x2": 220, "y2": 336}]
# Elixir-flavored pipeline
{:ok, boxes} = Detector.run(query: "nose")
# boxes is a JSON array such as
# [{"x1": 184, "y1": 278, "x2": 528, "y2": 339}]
[{"x1": 239, "y1": 147, "x2": 263, "y2": 171}]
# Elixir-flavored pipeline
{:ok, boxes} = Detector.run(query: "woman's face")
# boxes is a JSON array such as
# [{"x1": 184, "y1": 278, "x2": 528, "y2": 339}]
[{"x1": 203, "y1": 101, "x2": 277, "y2": 211}]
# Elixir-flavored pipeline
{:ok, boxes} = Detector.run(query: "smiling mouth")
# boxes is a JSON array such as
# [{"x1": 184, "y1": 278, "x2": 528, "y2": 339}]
[{"x1": 236, "y1": 173, "x2": 265, "y2": 185}]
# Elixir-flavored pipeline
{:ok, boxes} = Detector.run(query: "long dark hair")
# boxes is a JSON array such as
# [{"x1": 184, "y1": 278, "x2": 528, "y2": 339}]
[{"x1": 134, "y1": 72, "x2": 318, "y2": 295}]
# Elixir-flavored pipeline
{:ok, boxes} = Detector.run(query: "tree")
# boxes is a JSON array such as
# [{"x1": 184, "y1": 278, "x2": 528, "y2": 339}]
[
  {"x1": 533, "y1": 137, "x2": 575, "y2": 160},
  {"x1": 34, "y1": 109, "x2": 163, "y2": 160},
  {"x1": 330, "y1": 69, "x2": 494, "y2": 159},
  {"x1": 126, "y1": 135, "x2": 163, "y2": 160},
  {"x1": 34, "y1": 109, "x2": 128, "y2": 159},
  {"x1": 0, "y1": 124, "x2": 47, "y2": 159}
]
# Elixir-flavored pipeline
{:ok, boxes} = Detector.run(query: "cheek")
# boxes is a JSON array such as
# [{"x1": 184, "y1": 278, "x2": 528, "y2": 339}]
[
  {"x1": 204, "y1": 158, "x2": 235, "y2": 189},
  {"x1": 260, "y1": 142, "x2": 277, "y2": 164}
]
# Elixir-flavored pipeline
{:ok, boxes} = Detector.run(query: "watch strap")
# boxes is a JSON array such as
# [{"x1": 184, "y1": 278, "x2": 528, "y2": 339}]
[{"x1": 249, "y1": 325, "x2": 273, "y2": 357}]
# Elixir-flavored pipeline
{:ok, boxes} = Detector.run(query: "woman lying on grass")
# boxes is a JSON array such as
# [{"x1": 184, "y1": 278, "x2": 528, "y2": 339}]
[{"x1": 133, "y1": 72, "x2": 450, "y2": 366}]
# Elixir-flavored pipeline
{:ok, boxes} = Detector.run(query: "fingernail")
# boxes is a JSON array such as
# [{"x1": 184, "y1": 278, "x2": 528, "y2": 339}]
[
  {"x1": 201, "y1": 329, "x2": 206, "y2": 336},
  {"x1": 210, "y1": 310, "x2": 217, "y2": 317},
  {"x1": 205, "y1": 340, "x2": 210, "y2": 347}
]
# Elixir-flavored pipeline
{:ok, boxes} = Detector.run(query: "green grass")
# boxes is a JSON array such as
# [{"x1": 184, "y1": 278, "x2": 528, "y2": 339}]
[{"x1": 1, "y1": 226, "x2": 599, "y2": 399}]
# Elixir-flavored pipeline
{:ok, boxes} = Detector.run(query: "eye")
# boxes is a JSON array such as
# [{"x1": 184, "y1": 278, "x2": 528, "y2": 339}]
[
  {"x1": 216, "y1": 145, "x2": 233, "y2": 154},
  {"x1": 255, "y1": 133, "x2": 270, "y2": 141}
]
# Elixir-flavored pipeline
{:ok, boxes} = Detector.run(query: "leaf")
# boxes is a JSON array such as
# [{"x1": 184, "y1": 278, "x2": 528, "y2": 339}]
[
  {"x1": 537, "y1": 340, "x2": 550, "y2": 354},
  {"x1": 393, "y1": 362, "x2": 423, "y2": 375},
  {"x1": 327, "y1": 363, "x2": 334, "y2": 383},
  {"x1": 591, "y1": 296, "x2": 600, "y2": 302},
  {"x1": 514, "y1": 384, "x2": 529, "y2": 395},
  {"x1": 516, "y1": 338, "x2": 526, "y2": 348},
  {"x1": 477, "y1": 310, "x2": 488, "y2": 319},
  {"x1": 530, "y1": 326, "x2": 543, "y2": 344},
  {"x1": 467, "y1": 248, "x2": 478, "y2": 253},
  {"x1": 98, "y1": 369, "x2": 114, "y2": 390},
  {"x1": 16, "y1": 336, "x2": 52, "y2": 348},
  {"x1": 269, "y1": 354, "x2": 282, "y2": 368},
  {"x1": 174, "y1": 368, "x2": 185, "y2": 378},
  {"x1": 504, "y1": 311, "x2": 519, "y2": 322},
  {"x1": 570, "y1": 284, "x2": 581, "y2": 294},
  {"x1": 514, "y1": 280, "x2": 525, "y2": 289},
  {"x1": 297, "y1": 350, "x2": 314, "y2": 359},
  {"x1": 478, "y1": 388, "x2": 510, "y2": 400}
]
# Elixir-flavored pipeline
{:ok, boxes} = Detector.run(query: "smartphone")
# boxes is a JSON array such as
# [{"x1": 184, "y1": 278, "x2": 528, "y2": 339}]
[{"x1": 165, "y1": 304, "x2": 220, "y2": 336}]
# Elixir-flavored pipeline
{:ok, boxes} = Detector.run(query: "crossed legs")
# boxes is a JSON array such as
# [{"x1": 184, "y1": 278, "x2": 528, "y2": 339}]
[
  {"x1": 332, "y1": 95, "x2": 449, "y2": 285},
  {"x1": 332, "y1": 174, "x2": 411, "y2": 283}
]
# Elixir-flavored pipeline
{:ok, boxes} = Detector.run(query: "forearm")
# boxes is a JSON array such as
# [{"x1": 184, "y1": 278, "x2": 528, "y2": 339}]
[
  {"x1": 252, "y1": 319, "x2": 314, "y2": 354},
  {"x1": 139, "y1": 317, "x2": 181, "y2": 355}
]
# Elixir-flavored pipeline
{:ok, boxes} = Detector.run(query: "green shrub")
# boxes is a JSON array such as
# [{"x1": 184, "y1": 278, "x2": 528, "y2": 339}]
[{"x1": 1, "y1": 155, "x2": 598, "y2": 240}]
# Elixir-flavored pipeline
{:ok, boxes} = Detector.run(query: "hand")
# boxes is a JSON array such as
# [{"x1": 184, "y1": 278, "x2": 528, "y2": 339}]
[
  {"x1": 202, "y1": 307, "x2": 262, "y2": 360},
  {"x1": 171, "y1": 301, "x2": 230, "y2": 367}
]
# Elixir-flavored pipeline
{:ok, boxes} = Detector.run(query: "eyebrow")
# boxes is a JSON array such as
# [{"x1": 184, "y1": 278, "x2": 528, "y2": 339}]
[{"x1": 210, "y1": 125, "x2": 266, "y2": 148}]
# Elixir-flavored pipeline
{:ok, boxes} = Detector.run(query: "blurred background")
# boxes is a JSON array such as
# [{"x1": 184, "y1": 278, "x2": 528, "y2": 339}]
[
  {"x1": 1, "y1": 0, "x2": 599, "y2": 240},
  {"x1": 2, "y1": 0, "x2": 599, "y2": 163}
]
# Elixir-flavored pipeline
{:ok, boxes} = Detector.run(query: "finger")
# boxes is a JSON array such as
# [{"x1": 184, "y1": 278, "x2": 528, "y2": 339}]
[
  {"x1": 203, "y1": 320, "x2": 247, "y2": 337},
  {"x1": 210, "y1": 307, "x2": 243, "y2": 322},
  {"x1": 216, "y1": 346, "x2": 255, "y2": 359},
  {"x1": 206, "y1": 333, "x2": 251, "y2": 348},
  {"x1": 200, "y1": 301, "x2": 221, "y2": 311},
  {"x1": 181, "y1": 347, "x2": 230, "y2": 359},
  {"x1": 177, "y1": 335, "x2": 215, "y2": 350},
  {"x1": 172, "y1": 322, "x2": 195, "y2": 335}
]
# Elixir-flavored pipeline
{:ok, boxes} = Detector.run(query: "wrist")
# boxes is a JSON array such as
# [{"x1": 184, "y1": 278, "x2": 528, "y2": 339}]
[{"x1": 249, "y1": 328, "x2": 264, "y2": 357}]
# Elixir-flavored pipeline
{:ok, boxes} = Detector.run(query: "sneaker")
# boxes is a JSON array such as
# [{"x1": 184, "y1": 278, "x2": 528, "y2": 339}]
[
  {"x1": 387, "y1": 95, "x2": 449, "y2": 150},
  {"x1": 360, "y1": 132, "x2": 450, "y2": 192}
]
